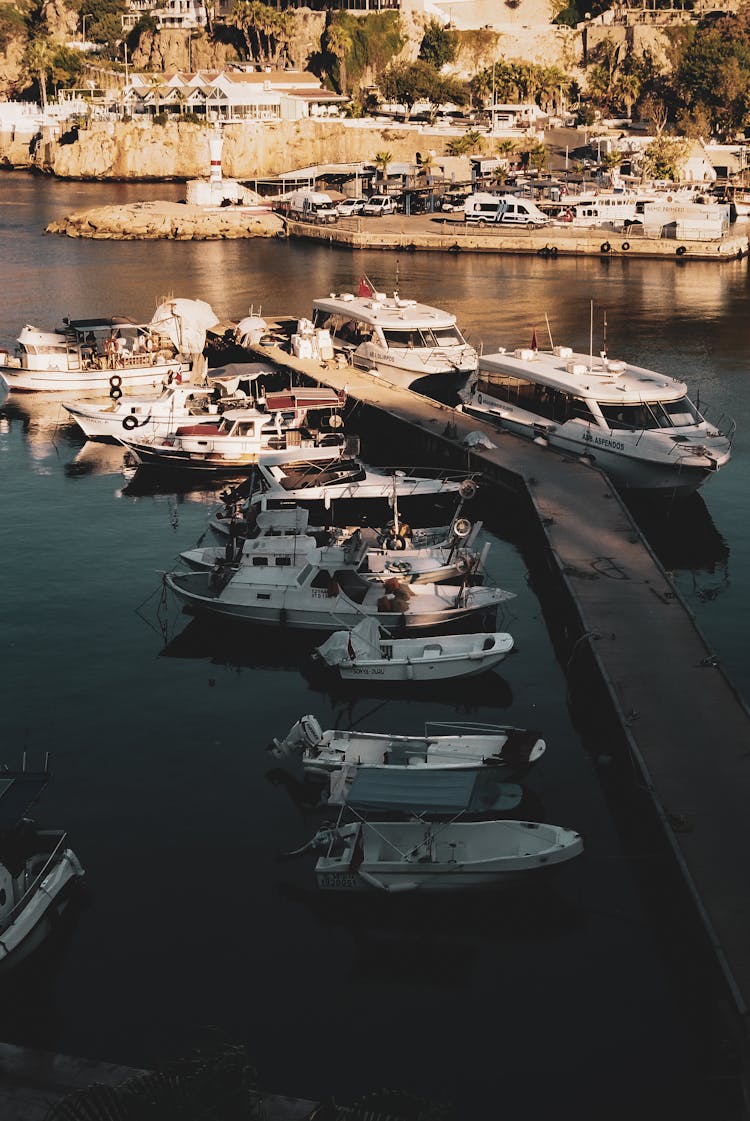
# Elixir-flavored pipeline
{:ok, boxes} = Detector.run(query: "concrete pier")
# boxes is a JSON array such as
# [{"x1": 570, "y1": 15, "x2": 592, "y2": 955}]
[
  {"x1": 250, "y1": 342, "x2": 750, "y2": 1042},
  {"x1": 287, "y1": 214, "x2": 750, "y2": 261}
]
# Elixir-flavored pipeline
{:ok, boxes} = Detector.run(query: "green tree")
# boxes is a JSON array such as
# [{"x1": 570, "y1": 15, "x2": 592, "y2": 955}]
[
  {"x1": 323, "y1": 21, "x2": 352, "y2": 95},
  {"x1": 24, "y1": 36, "x2": 54, "y2": 110},
  {"x1": 373, "y1": 149, "x2": 393, "y2": 190},
  {"x1": 641, "y1": 135, "x2": 691, "y2": 180},
  {"x1": 418, "y1": 19, "x2": 456, "y2": 69}
]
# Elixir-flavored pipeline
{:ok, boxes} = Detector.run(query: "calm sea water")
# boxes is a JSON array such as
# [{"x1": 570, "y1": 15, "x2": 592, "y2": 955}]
[{"x1": 1, "y1": 171, "x2": 748, "y2": 1119}]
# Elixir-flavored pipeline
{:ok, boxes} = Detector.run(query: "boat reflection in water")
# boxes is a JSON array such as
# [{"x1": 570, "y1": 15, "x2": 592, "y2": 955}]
[
  {"x1": 0, "y1": 392, "x2": 81, "y2": 457},
  {"x1": 625, "y1": 492, "x2": 729, "y2": 576}
]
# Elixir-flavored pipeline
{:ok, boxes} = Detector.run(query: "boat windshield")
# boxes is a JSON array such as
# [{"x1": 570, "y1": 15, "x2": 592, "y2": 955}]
[
  {"x1": 383, "y1": 326, "x2": 463, "y2": 350},
  {"x1": 599, "y1": 397, "x2": 700, "y2": 431}
]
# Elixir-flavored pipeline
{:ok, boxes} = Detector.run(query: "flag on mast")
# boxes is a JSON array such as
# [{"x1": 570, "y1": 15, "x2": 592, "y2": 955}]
[{"x1": 358, "y1": 275, "x2": 376, "y2": 298}]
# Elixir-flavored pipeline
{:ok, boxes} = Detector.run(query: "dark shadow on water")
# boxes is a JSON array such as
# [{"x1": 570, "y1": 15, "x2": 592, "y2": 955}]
[
  {"x1": 623, "y1": 491, "x2": 730, "y2": 574},
  {"x1": 122, "y1": 464, "x2": 242, "y2": 499},
  {"x1": 0, "y1": 887, "x2": 87, "y2": 1048}
]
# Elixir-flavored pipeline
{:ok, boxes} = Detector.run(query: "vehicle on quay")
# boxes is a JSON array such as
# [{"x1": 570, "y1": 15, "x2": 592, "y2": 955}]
[
  {"x1": 288, "y1": 191, "x2": 338, "y2": 224},
  {"x1": 337, "y1": 198, "x2": 366, "y2": 217},
  {"x1": 362, "y1": 195, "x2": 398, "y2": 216},
  {"x1": 309, "y1": 278, "x2": 478, "y2": 399},
  {"x1": 464, "y1": 192, "x2": 548, "y2": 228},
  {"x1": 458, "y1": 343, "x2": 734, "y2": 495}
]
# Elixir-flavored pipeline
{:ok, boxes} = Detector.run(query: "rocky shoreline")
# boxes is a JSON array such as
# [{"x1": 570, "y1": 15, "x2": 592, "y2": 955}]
[{"x1": 45, "y1": 199, "x2": 285, "y2": 240}]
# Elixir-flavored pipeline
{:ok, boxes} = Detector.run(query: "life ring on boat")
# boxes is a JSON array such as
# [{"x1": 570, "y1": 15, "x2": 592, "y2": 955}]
[
  {"x1": 109, "y1": 374, "x2": 122, "y2": 389},
  {"x1": 122, "y1": 414, "x2": 139, "y2": 431},
  {"x1": 452, "y1": 517, "x2": 472, "y2": 539},
  {"x1": 459, "y1": 478, "x2": 478, "y2": 500},
  {"x1": 110, "y1": 387, "x2": 123, "y2": 400},
  {"x1": 329, "y1": 414, "x2": 343, "y2": 429},
  {"x1": 621, "y1": 241, "x2": 630, "y2": 251},
  {"x1": 600, "y1": 241, "x2": 611, "y2": 254},
  {"x1": 676, "y1": 245, "x2": 687, "y2": 256}
]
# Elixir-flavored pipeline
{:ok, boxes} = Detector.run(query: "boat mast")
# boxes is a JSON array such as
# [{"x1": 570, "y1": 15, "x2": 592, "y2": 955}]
[{"x1": 589, "y1": 300, "x2": 594, "y2": 372}]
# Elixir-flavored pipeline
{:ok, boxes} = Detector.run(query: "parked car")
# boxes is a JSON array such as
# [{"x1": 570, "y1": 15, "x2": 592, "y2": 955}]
[
  {"x1": 337, "y1": 198, "x2": 365, "y2": 217},
  {"x1": 362, "y1": 195, "x2": 398, "y2": 216}
]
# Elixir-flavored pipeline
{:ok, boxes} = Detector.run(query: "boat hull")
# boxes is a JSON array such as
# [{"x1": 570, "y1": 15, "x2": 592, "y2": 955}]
[
  {"x1": 0, "y1": 849, "x2": 84, "y2": 971},
  {"x1": 335, "y1": 647, "x2": 510, "y2": 680},
  {"x1": 2, "y1": 361, "x2": 189, "y2": 394},
  {"x1": 462, "y1": 402, "x2": 727, "y2": 495}
]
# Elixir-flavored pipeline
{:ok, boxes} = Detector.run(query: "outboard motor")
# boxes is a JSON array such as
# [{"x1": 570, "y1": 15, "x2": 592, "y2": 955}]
[{"x1": 270, "y1": 714, "x2": 324, "y2": 759}]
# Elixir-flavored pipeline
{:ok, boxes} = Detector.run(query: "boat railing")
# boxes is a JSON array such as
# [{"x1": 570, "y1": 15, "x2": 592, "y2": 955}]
[
  {"x1": 424, "y1": 720, "x2": 513, "y2": 736},
  {"x1": 1, "y1": 832, "x2": 68, "y2": 934},
  {"x1": 700, "y1": 403, "x2": 737, "y2": 445}
]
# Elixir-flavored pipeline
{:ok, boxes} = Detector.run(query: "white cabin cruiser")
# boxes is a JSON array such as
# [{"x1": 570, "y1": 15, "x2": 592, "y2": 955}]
[
  {"x1": 296, "y1": 816, "x2": 583, "y2": 893},
  {"x1": 272, "y1": 715, "x2": 544, "y2": 780},
  {"x1": 0, "y1": 316, "x2": 191, "y2": 393},
  {"x1": 0, "y1": 760, "x2": 85, "y2": 971},
  {"x1": 61, "y1": 362, "x2": 310, "y2": 442},
  {"x1": 164, "y1": 545, "x2": 513, "y2": 632},
  {"x1": 310, "y1": 284, "x2": 477, "y2": 401},
  {"x1": 314, "y1": 617, "x2": 513, "y2": 681},
  {"x1": 181, "y1": 520, "x2": 484, "y2": 585},
  {"x1": 459, "y1": 345, "x2": 733, "y2": 494},
  {"x1": 119, "y1": 407, "x2": 347, "y2": 473}
]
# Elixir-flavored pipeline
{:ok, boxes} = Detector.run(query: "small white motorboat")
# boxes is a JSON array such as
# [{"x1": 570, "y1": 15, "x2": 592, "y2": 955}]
[
  {"x1": 295, "y1": 817, "x2": 583, "y2": 893},
  {"x1": 0, "y1": 759, "x2": 85, "y2": 971},
  {"x1": 272, "y1": 715, "x2": 545, "y2": 779},
  {"x1": 314, "y1": 617, "x2": 513, "y2": 680}
]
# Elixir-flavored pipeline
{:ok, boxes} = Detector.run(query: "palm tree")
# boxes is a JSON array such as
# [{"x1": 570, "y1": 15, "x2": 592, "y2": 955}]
[
  {"x1": 373, "y1": 150, "x2": 393, "y2": 193},
  {"x1": 325, "y1": 22, "x2": 351, "y2": 96},
  {"x1": 24, "y1": 36, "x2": 54, "y2": 112}
]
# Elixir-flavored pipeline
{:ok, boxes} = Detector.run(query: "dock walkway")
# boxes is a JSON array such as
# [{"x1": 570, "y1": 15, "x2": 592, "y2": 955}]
[
  {"x1": 287, "y1": 214, "x2": 750, "y2": 261},
  {"x1": 251, "y1": 343, "x2": 750, "y2": 1031}
]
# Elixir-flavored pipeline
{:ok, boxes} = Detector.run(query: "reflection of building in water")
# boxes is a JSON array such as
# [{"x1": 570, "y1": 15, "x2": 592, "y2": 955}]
[{"x1": 0, "y1": 395, "x2": 81, "y2": 461}]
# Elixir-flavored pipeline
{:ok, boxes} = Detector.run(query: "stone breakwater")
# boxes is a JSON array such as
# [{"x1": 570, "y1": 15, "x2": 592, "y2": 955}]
[{"x1": 46, "y1": 200, "x2": 285, "y2": 240}]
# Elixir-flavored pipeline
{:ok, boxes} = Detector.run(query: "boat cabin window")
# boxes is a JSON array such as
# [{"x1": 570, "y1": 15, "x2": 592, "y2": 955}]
[
  {"x1": 431, "y1": 325, "x2": 463, "y2": 347},
  {"x1": 599, "y1": 397, "x2": 700, "y2": 431},
  {"x1": 477, "y1": 374, "x2": 598, "y2": 425},
  {"x1": 296, "y1": 564, "x2": 314, "y2": 585},
  {"x1": 251, "y1": 556, "x2": 269, "y2": 566},
  {"x1": 312, "y1": 311, "x2": 372, "y2": 345},
  {"x1": 383, "y1": 329, "x2": 424, "y2": 349}
]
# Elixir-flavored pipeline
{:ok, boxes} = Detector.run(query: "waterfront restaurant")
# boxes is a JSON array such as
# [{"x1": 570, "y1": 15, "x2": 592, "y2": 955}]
[{"x1": 125, "y1": 69, "x2": 347, "y2": 121}]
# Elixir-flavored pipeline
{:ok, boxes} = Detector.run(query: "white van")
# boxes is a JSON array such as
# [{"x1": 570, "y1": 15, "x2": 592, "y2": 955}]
[
  {"x1": 464, "y1": 193, "x2": 548, "y2": 228},
  {"x1": 288, "y1": 191, "x2": 338, "y2": 224}
]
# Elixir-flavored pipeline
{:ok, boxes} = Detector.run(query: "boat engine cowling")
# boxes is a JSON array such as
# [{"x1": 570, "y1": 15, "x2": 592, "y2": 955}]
[{"x1": 270, "y1": 714, "x2": 324, "y2": 759}]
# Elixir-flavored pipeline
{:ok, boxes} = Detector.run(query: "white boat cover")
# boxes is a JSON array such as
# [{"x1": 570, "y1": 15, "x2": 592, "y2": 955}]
[
  {"x1": 329, "y1": 766, "x2": 522, "y2": 813},
  {"x1": 149, "y1": 299, "x2": 220, "y2": 356},
  {"x1": 317, "y1": 618, "x2": 383, "y2": 665}
]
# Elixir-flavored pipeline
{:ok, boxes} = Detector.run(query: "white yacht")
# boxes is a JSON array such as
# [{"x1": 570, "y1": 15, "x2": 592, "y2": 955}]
[
  {"x1": 0, "y1": 315, "x2": 191, "y2": 393},
  {"x1": 310, "y1": 285, "x2": 477, "y2": 400},
  {"x1": 458, "y1": 345, "x2": 734, "y2": 495}
]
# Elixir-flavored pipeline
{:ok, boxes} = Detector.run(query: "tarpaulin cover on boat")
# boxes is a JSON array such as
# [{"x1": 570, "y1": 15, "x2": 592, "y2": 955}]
[
  {"x1": 330, "y1": 766, "x2": 522, "y2": 814},
  {"x1": 316, "y1": 618, "x2": 383, "y2": 665}
]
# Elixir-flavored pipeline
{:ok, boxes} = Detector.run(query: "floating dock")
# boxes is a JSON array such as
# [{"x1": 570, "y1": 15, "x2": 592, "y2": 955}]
[
  {"x1": 249, "y1": 340, "x2": 750, "y2": 1054},
  {"x1": 286, "y1": 215, "x2": 750, "y2": 261}
]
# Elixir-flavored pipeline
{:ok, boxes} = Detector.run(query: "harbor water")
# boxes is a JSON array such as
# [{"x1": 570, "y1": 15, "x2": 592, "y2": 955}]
[{"x1": 1, "y1": 172, "x2": 748, "y2": 1119}]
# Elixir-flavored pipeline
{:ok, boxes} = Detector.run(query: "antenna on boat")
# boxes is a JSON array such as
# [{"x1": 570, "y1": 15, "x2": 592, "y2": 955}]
[
  {"x1": 589, "y1": 300, "x2": 594, "y2": 372},
  {"x1": 602, "y1": 310, "x2": 608, "y2": 360},
  {"x1": 545, "y1": 313, "x2": 554, "y2": 350}
]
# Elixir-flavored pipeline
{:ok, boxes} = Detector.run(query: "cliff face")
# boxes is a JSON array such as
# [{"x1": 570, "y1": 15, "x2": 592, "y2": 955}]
[{"x1": 30, "y1": 118, "x2": 477, "y2": 180}]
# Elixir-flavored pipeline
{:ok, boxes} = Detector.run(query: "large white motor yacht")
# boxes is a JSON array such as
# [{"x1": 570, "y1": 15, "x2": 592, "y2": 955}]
[
  {"x1": 458, "y1": 344, "x2": 734, "y2": 495},
  {"x1": 310, "y1": 282, "x2": 477, "y2": 401}
]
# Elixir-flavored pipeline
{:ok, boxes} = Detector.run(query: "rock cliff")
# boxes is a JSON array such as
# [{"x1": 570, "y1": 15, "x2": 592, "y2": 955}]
[
  {"x1": 46, "y1": 198, "x2": 284, "y2": 238},
  {"x1": 29, "y1": 118, "x2": 478, "y2": 180}
]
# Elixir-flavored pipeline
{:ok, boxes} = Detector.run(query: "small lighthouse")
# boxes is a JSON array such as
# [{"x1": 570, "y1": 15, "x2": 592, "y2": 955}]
[{"x1": 208, "y1": 126, "x2": 223, "y2": 202}]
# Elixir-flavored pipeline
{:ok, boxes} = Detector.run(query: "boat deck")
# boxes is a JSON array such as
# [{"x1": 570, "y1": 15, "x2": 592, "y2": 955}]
[{"x1": 248, "y1": 341, "x2": 750, "y2": 1034}]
